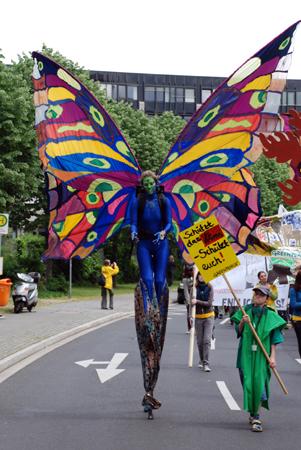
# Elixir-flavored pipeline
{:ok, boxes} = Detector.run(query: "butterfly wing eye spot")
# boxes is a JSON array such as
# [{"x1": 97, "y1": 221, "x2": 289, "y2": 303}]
[
  {"x1": 198, "y1": 105, "x2": 221, "y2": 128},
  {"x1": 89, "y1": 105, "x2": 105, "y2": 127}
]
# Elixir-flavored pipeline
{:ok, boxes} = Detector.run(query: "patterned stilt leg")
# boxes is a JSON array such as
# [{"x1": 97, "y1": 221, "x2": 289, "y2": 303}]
[{"x1": 135, "y1": 280, "x2": 169, "y2": 418}]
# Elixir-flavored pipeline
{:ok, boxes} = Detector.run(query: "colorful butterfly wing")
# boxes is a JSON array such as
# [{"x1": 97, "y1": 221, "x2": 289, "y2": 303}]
[
  {"x1": 159, "y1": 22, "x2": 299, "y2": 253},
  {"x1": 32, "y1": 52, "x2": 141, "y2": 259},
  {"x1": 160, "y1": 22, "x2": 299, "y2": 184},
  {"x1": 165, "y1": 168, "x2": 261, "y2": 256}
]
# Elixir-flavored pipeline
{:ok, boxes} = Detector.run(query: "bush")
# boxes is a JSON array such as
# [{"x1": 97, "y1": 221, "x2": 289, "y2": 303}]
[
  {"x1": 2, "y1": 233, "x2": 45, "y2": 279},
  {"x1": 80, "y1": 250, "x2": 102, "y2": 284},
  {"x1": 45, "y1": 273, "x2": 68, "y2": 293}
]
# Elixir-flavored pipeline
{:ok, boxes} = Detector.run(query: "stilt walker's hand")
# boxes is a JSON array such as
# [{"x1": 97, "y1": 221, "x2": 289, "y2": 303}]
[
  {"x1": 131, "y1": 232, "x2": 139, "y2": 242},
  {"x1": 153, "y1": 230, "x2": 166, "y2": 244}
]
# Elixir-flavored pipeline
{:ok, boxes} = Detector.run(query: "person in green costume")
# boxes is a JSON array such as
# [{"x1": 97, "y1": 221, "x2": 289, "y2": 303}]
[{"x1": 231, "y1": 286, "x2": 286, "y2": 432}]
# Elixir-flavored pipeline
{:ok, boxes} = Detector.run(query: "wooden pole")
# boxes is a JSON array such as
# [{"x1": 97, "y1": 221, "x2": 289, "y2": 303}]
[
  {"x1": 222, "y1": 273, "x2": 288, "y2": 395},
  {"x1": 68, "y1": 258, "x2": 72, "y2": 300},
  {"x1": 188, "y1": 265, "x2": 197, "y2": 367}
]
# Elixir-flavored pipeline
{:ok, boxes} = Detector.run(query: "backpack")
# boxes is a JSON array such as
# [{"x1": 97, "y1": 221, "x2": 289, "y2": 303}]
[
  {"x1": 197, "y1": 283, "x2": 211, "y2": 302},
  {"x1": 98, "y1": 273, "x2": 106, "y2": 287}
]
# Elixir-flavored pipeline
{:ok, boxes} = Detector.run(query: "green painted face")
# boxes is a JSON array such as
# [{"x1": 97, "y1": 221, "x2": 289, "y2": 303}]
[{"x1": 142, "y1": 176, "x2": 156, "y2": 194}]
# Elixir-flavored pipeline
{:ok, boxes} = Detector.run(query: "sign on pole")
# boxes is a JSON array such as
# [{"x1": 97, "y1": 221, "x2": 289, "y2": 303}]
[
  {"x1": 180, "y1": 216, "x2": 288, "y2": 394},
  {"x1": 0, "y1": 214, "x2": 9, "y2": 235},
  {"x1": 179, "y1": 215, "x2": 240, "y2": 283}
]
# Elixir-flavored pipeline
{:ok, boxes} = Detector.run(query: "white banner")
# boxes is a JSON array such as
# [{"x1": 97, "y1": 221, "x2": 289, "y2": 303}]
[
  {"x1": 211, "y1": 254, "x2": 290, "y2": 310},
  {"x1": 212, "y1": 285, "x2": 289, "y2": 310}
]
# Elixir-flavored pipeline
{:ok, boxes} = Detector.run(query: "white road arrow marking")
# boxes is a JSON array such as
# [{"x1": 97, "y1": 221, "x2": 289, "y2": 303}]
[
  {"x1": 75, "y1": 359, "x2": 110, "y2": 368},
  {"x1": 216, "y1": 381, "x2": 240, "y2": 410},
  {"x1": 75, "y1": 353, "x2": 128, "y2": 383},
  {"x1": 220, "y1": 317, "x2": 230, "y2": 325},
  {"x1": 96, "y1": 353, "x2": 128, "y2": 383}
]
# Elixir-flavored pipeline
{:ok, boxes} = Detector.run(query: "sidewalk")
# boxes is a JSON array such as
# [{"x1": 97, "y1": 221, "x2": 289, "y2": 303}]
[{"x1": 0, "y1": 293, "x2": 134, "y2": 373}]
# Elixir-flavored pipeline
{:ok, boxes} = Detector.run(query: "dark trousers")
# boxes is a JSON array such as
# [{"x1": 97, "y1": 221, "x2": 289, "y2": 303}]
[
  {"x1": 101, "y1": 287, "x2": 113, "y2": 309},
  {"x1": 292, "y1": 320, "x2": 301, "y2": 358}
]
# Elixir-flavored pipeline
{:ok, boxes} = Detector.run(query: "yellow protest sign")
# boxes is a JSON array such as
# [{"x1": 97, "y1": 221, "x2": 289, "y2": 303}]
[{"x1": 179, "y1": 215, "x2": 240, "y2": 283}]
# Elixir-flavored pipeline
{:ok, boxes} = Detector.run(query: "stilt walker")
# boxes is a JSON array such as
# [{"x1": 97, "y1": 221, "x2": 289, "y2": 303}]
[
  {"x1": 31, "y1": 21, "x2": 299, "y2": 420},
  {"x1": 131, "y1": 171, "x2": 172, "y2": 419}
]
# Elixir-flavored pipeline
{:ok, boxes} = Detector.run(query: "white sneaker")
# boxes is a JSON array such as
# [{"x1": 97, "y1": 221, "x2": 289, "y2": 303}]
[
  {"x1": 204, "y1": 364, "x2": 211, "y2": 372},
  {"x1": 198, "y1": 362, "x2": 203, "y2": 368},
  {"x1": 185, "y1": 330, "x2": 190, "y2": 334}
]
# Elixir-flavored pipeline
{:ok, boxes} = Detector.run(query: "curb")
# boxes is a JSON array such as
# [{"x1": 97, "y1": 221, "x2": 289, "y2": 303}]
[{"x1": 0, "y1": 311, "x2": 131, "y2": 375}]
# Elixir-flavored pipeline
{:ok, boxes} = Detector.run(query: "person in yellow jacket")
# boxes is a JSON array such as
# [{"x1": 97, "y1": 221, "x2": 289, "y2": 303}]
[{"x1": 101, "y1": 259, "x2": 119, "y2": 309}]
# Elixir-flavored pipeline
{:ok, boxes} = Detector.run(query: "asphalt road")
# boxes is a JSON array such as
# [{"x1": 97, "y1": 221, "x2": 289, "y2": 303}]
[{"x1": 0, "y1": 304, "x2": 300, "y2": 450}]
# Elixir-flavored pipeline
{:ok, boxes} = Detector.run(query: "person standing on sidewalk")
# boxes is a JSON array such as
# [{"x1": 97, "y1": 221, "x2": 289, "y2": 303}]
[
  {"x1": 166, "y1": 254, "x2": 176, "y2": 287},
  {"x1": 191, "y1": 272, "x2": 214, "y2": 372},
  {"x1": 182, "y1": 262, "x2": 194, "y2": 333},
  {"x1": 101, "y1": 260, "x2": 119, "y2": 309}
]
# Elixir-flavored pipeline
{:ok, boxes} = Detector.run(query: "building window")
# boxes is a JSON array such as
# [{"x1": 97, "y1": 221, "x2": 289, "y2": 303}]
[
  {"x1": 185, "y1": 88, "x2": 195, "y2": 103},
  {"x1": 111, "y1": 84, "x2": 118, "y2": 100},
  {"x1": 145, "y1": 87, "x2": 155, "y2": 101},
  {"x1": 102, "y1": 84, "x2": 111, "y2": 98},
  {"x1": 128, "y1": 85, "x2": 138, "y2": 101},
  {"x1": 118, "y1": 85, "x2": 126, "y2": 100},
  {"x1": 287, "y1": 91, "x2": 295, "y2": 106},
  {"x1": 170, "y1": 87, "x2": 176, "y2": 103},
  {"x1": 176, "y1": 88, "x2": 184, "y2": 103},
  {"x1": 201, "y1": 89, "x2": 212, "y2": 103},
  {"x1": 165, "y1": 87, "x2": 170, "y2": 102},
  {"x1": 282, "y1": 91, "x2": 287, "y2": 106},
  {"x1": 296, "y1": 91, "x2": 301, "y2": 106},
  {"x1": 156, "y1": 87, "x2": 164, "y2": 102}
]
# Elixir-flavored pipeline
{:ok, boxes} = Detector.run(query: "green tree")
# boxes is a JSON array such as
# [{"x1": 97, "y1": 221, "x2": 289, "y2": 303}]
[
  {"x1": 0, "y1": 54, "x2": 41, "y2": 229},
  {"x1": 252, "y1": 156, "x2": 292, "y2": 216}
]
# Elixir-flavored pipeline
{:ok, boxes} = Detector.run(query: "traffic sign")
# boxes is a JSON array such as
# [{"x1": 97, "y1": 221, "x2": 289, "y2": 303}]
[{"x1": 0, "y1": 214, "x2": 9, "y2": 235}]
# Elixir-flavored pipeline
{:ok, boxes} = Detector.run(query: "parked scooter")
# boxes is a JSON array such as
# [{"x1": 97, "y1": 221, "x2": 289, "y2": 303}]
[{"x1": 12, "y1": 272, "x2": 40, "y2": 314}]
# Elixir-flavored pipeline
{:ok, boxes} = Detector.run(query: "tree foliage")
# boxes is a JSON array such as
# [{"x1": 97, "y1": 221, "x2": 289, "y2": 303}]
[
  {"x1": 0, "y1": 55, "x2": 41, "y2": 229},
  {"x1": 252, "y1": 156, "x2": 293, "y2": 216}
]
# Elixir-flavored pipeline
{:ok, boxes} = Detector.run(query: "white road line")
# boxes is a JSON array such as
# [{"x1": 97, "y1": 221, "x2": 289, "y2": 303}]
[
  {"x1": 216, "y1": 381, "x2": 241, "y2": 410},
  {"x1": 220, "y1": 317, "x2": 230, "y2": 325},
  {"x1": 296, "y1": 359, "x2": 301, "y2": 365}
]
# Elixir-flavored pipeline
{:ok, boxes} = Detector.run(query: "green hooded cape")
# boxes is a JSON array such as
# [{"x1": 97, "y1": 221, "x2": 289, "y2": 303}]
[{"x1": 232, "y1": 305, "x2": 286, "y2": 414}]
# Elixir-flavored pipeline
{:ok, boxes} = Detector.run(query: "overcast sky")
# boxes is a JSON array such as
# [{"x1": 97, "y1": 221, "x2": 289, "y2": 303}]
[{"x1": 1, "y1": 0, "x2": 300, "y2": 79}]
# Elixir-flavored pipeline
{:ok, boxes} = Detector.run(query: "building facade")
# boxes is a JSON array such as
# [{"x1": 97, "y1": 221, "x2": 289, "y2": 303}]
[{"x1": 90, "y1": 70, "x2": 301, "y2": 119}]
